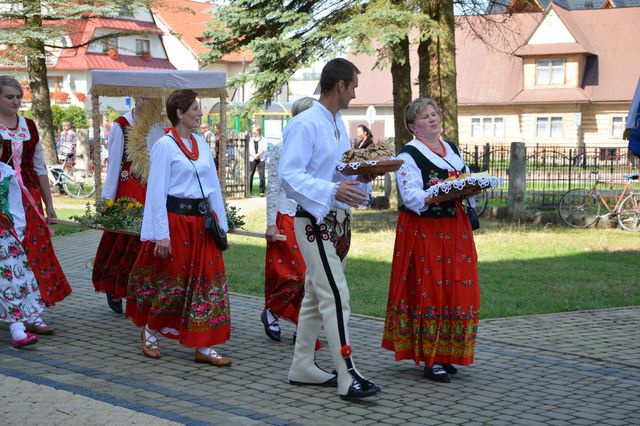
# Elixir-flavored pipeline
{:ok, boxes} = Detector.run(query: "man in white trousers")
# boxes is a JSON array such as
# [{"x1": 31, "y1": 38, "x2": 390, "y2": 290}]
[{"x1": 279, "y1": 58, "x2": 381, "y2": 401}]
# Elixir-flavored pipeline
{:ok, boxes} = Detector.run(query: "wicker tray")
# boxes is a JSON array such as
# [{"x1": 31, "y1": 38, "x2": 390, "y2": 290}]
[{"x1": 337, "y1": 159, "x2": 403, "y2": 176}]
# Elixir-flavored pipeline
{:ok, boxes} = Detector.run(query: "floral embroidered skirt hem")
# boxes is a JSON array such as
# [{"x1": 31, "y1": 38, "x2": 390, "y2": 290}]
[
  {"x1": 22, "y1": 186, "x2": 71, "y2": 306},
  {"x1": 126, "y1": 212, "x2": 230, "y2": 348},
  {"x1": 92, "y1": 177, "x2": 145, "y2": 298},
  {"x1": 382, "y1": 206, "x2": 480, "y2": 366},
  {"x1": 264, "y1": 213, "x2": 305, "y2": 324},
  {"x1": 0, "y1": 228, "x2": 44, "y2": 322}
]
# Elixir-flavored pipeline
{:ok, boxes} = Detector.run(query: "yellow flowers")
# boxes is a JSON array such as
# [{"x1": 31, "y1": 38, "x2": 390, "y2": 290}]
[{"x1": 71, "y1": 196, "x2": 144, "y2": 233}]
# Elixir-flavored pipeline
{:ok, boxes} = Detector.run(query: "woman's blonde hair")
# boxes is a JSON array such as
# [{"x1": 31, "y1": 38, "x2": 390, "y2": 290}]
[
  {"x1": 404, "y1": 97, "x2": 438, "y2": 134},
  {"x1": 0, "y1": 75, "x2": 23, "y2": 97}
]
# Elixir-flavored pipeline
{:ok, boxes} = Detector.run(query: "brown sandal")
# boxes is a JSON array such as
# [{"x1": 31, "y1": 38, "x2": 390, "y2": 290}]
[{"x1": 141, "y1": 327, "x2": 160, "y2": 359}]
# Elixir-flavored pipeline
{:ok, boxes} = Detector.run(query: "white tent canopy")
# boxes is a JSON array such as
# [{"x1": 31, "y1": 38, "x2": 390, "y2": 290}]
[
  {"x1": 90, "y1": 70, "x2": 227, "y2": 98},
  {"x1": 89, "y1": 70, "x2": 228, "y2": 196}
]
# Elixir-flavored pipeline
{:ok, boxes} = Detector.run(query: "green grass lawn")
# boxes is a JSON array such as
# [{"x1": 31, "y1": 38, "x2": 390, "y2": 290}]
[
  {"x1": 51, "y1": 194, "x2": 91, "y2": 236},
  {"x1": 226, "y1": 208, "x2": 640, "y2": 319}
]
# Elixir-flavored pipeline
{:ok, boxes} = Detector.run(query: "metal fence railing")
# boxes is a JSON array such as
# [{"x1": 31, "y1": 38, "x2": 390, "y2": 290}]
[{"x1": 460, "y1": 143, "x2": 640, "y2": 209}]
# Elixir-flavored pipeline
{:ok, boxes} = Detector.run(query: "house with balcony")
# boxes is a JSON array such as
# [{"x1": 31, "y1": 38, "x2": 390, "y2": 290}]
[
  {"x1": 0, "y1": 7, "x2": 175, "y2": 111},
  {"x1": 342, "y1": 2, "x2": 640, "y2": 154}
]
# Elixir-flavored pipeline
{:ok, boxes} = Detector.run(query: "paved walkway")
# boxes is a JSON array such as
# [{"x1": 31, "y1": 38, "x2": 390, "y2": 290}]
[{"x1": 0, "y1": 228, "x2": 639, "y2": 425}]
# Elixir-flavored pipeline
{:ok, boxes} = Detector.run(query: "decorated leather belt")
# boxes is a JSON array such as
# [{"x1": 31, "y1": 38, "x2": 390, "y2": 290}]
[{"x1": 166, "y1": 195, "x2": 209, "y2": 216}]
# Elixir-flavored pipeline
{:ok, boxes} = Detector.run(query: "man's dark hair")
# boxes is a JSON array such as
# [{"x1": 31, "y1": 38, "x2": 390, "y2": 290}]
[{"x1": 319, "y1": 58, "x2": 360, "y2": 94}]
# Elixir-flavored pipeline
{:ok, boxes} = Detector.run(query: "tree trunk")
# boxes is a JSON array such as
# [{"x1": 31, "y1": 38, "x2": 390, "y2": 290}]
[
  {"x1": 417, "y1": 38, "x2": 431, "y2": 97},
  {"x1": 24, "y1": 0, "x2": 58, "y2": 165},
  {"x1": 390, "y1": 37, "x2": 413, "y2": 154},
  {"x1": 388, "y1": 35, "x2": 413, "y2": 209},
  {"x1": 430, "y1": 0, "x2": 459, "y2": 143}
]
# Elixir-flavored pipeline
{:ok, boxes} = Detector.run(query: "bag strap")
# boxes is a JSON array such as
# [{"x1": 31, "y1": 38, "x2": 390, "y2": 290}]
[{"x1": 168, "y1": 134, "x2": 206, "y2": 200}]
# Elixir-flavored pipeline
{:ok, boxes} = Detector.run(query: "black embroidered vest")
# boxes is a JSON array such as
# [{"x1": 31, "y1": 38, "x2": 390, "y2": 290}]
[{"x1": 398, "y1": 141, "x2": 462, "y2": 218}]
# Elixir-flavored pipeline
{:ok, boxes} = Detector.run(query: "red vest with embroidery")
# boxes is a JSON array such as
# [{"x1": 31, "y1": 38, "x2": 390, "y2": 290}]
[{"x1": 0, "y1": 117, "x2": 41, "y2": 190}]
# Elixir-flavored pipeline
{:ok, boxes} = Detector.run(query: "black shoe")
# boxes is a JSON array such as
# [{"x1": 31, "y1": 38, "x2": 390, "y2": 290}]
[
  {"x1": 424, "y1": 364, "x2": 451, "y2": 383},
  {"x1": 339, "y1": 378, "x2": 381, "y2": 401},
  {"x1": 442, "y1": 363, "x2": 458, "y2": 375},
  {"x1": 106, "y1": 293, "x2": 123, "y2": 314},
  {"x1": 289, "y1": 375, "x2": 337, "y2": 387},
  {"x1": 261, "y1": 310, "x2": 281, "y2": 341}
]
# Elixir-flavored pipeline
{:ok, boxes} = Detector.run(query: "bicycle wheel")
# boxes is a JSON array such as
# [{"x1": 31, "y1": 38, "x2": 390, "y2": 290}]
[
  {"x1": 558, "y1": 189, "x2": 600, "y2": 228},
  {"x1": 617, "y1": 194, "x2": 640, "y2": 232},
  {"x1": 62, "y1": 174, "x2": 96, "y2": 198},
  {"x1": 476, "y1": 189, "x2": 489, "y2": 217}
]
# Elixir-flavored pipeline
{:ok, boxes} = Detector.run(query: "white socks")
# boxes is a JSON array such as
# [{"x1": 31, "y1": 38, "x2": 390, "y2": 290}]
[
  {"x1": 143, "y1": 326, "x2": 158, "y2": 347},
  {"x1": 197, "y1": 347, "x2": 222, "y2": 358},
  {"x1": 266, "y1": 309, "x2": 280, "y2": 332},
  {"x1": 25, "y1": 315, "x2": 47, "y2": 327},
  {"x1": 10, "y1": 322, "x2": 27, "y2": 341}
]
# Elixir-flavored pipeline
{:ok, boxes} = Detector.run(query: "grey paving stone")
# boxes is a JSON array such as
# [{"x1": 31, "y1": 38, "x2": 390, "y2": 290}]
[{"x1": 0, "y1": 229, "x2": 638, "y2": 426}]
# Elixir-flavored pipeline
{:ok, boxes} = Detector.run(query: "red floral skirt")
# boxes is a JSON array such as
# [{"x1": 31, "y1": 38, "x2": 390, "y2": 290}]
[
  {"x1": 126, "y1": 212, "x2": 230, "y2": 348},
  {"x1": 92, "y1": 176, "x2": 146, "y2": 298},
  {"x1": 264, "y1": 213, "x2": 305, "y2": 324},
  {"x1": 22, "y1": 186, "x2": 72, "y2": 306},
  {"x1": 382, "y1": 203, "x2": 480, "y2": 366}
]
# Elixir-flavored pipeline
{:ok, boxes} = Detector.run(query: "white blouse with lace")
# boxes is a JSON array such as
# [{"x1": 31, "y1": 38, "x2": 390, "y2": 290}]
[
  {"x1": 102, "y1": 111, "x2": 133, "y2": 200},
  {"x1": 140, "y1": 133, "x2": 228, "y2": 242},
  {"x1": 396, "y1": 139, "x2": 473, "y2": 215},
  {"x1": 266, "y1": 144, "x2": 297, "y2": 226}
]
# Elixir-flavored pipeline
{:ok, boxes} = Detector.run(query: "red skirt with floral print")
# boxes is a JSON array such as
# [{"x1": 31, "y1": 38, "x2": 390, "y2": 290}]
[
  {"x1": 22, "y1": 186, "x2": 72, "y2": 306},
  {"x1": 126, "y1": 212, "x2": 230, "y2": 348},
  {"x1": 264, "y1": 213, "x2": 305, "y2": 324},
  {"x1": 382, "y1": 202, "x2": 480, "y2": 366},
  {"x1": 92, "y1": 172, "x2": 146, "y2": 298}
]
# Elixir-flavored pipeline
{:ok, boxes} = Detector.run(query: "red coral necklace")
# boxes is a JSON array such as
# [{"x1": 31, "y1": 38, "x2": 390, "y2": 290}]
[{"x1": 170, "y1": 127, "x2": 199, "y2": 161}]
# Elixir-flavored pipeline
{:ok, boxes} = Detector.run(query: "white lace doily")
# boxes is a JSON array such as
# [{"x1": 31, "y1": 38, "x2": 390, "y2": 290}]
[
  {"x1": 424, "y1": 173, "x2": 503, "y2": 198},
  {"x1": 336, "y1": 157, "x2": 402, "y2": 175}
]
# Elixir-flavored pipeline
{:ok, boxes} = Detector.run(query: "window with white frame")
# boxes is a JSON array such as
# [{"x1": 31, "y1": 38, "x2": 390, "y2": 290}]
[
  {"x1": 611, "y1": 116, "x2": 627, "y2": 138},
  {"x1": 471, "y1": 117, "x2": 504, "y2": 138},
  {"x1": 102, "y1": 38, "x2": 118, "y2": 53},
  {"x1": 135, "y1": 39, "x2": 150, "y2": 55},
  {"x1": 536, "y1": 59, "x2": 565, "y2": 85},
  {"x1": 536, "y1": 117, "x2": 563, "y2": 138}
]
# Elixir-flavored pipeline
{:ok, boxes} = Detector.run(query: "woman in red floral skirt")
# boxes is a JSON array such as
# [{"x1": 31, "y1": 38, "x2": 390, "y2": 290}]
[
  {"x1": 0, "y1": 75, "x2": 71, "y2": 334},
  {"x1": 261, "y1": 97, "x2": 315, "y2": 341},
  {"x1": 127, "y1": 89, "x2": 231, "y2": 366},
  {"x1": 382, "y1": 97, "x2": 481, "y2": 383},
  {"x1": 92, "y1": 98, "x2": 148, "y2": 313}
]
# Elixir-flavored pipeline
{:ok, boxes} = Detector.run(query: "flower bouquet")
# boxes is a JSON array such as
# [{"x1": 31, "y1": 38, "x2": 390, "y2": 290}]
[
  {"x1": 71, "y1": 197, "x2": 143, "y2": 235},
  {"x1": 69, "y1": 198, "x2": 246, "y2": 235}
]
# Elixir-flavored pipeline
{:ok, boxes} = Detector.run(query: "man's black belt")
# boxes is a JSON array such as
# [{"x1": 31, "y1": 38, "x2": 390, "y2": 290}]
[
  {"x1": 166, "y1": 195, "x2": 209, "y2": 216},
  {"x1": 295, "y1": 206, "x2": 340, "y2": 220}
]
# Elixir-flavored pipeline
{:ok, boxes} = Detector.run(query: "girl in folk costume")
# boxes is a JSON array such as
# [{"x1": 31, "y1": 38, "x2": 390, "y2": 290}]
[
  {"x1": 127, "y1": 89, "x2": 232, "y2": 366},
  {"x1": 0, "y1": 76, "x2": 71, "y2": 334},
  {"x1": 382, "y1": 98, "x2": 481, "y2": 383},
  {"x1": 92, "y1": 98, "x2": 149, "y2": 313},
  {"x1": 0, "y1": 161, "x2": 44, "y2": 348},
  {"x1": 261, "y1": 97, "x2": 315, "y2": 341}
]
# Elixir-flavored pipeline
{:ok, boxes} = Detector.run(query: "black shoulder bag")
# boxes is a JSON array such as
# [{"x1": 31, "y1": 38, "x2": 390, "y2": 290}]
[{"x1": 170, "y1": 134, "x2": 229, "y2": 250}]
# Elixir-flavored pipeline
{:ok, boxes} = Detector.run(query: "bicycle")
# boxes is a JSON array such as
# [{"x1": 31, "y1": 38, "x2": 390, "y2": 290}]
[
  {"x1": 557, "y1": 171, "x2": 640, "y2": 231},
  {"x1": 47, "y1": 164, "x2": 96, "y2": 199}
]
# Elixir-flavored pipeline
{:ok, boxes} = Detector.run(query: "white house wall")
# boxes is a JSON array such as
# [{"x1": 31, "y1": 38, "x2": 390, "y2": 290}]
[{"x1": 154, "y1": 17, "x2": 199, "y2": 70}]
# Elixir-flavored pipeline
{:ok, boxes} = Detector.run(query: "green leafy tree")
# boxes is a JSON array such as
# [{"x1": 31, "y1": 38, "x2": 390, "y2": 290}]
[
  {"x1": 0, "y1": 0, "x2": 154, "y2": 164},
  {"x1": 203, "y1": 0, "x2": 463, "y2": 151}
]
